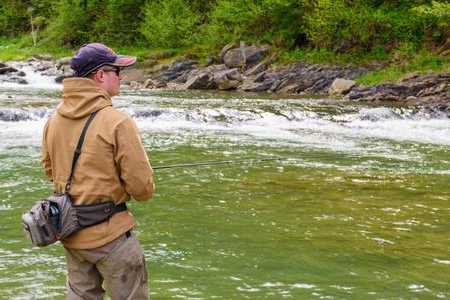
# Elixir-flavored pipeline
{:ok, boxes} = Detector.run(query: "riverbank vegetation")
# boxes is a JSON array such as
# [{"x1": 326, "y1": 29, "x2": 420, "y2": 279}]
[{"x1": 0, "y1": 0, "x2": 449, "y2": 84}]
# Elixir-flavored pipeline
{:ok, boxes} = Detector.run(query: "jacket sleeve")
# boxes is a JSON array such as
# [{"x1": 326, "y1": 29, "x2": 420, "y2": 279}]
[
  {"x1": 114, "y1": 117, "x2": 155, "y2": 201},
  {"x1": 41, "y1": 119, "x2": 53, "y2": 181}
]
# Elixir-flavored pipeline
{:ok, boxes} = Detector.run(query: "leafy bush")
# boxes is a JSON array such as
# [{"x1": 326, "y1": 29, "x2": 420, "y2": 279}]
[
  {"x1": 200, "y1": 0, "x2": 308, "y2": 50},
  {"x1": 140, "y1": 0, "x2": 199, "y2": 48},
  {"x1": 259, "y1": 0, "x2": 309, "y2": 48},
  {"x1": 202, "y1": 0, "x2": 264, "y2": 45},
  {"x1": 93, "y1": 0, "x2": 146, "y2": 44},
  {"x1": 0, "y1": 0, "x2": 52, "y2": 36},
  {"x1": 44, "y1": 0, "x2": 105, "y2": 46},
  {"x1": 412, "y1": 1, "x2": 450, "y2": 43},
  {"x1": 304, "y1": 0, "x2": 427, "y2": 52}
]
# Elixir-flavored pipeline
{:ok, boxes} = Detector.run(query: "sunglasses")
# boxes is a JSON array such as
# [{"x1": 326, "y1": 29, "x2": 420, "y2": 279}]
[{"x1": 101, "y1": 66, "x2": 121, "y2": 76}]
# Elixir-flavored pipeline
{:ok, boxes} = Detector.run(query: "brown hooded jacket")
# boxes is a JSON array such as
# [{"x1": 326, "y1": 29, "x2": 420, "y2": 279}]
[{"x1": 42, "y1": 78, "x2": 155, "y2": 249}]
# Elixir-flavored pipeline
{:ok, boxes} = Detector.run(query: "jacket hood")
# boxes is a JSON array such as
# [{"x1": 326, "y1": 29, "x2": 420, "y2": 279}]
[{"x1": 58, "y1": 78, "x2": 112, "y2": 119}]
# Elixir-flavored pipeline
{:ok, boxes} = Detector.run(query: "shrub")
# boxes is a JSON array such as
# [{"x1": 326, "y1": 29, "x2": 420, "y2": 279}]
[
  {"x1": 202, "y1": 0, "x2": 264, "y2": 45},
  {"x1": 412, "y1": 1, "x2": 450, "y2": 43},
  {"x1": 0, "y1": 0, "x2": 52, "y2": 36},
  {"x1": 140, "y1": 0, "x2": 199, "y2": 48},
  {"x1": 93, "y1": 0, "x2": 146, "y2": 44},
  {"x1": 44, "y1": 0, "x2": 105, "y2": 46},
  {"x1": 200, "y1": 0, "x2": 308, "y2": 50},
  {"x1": 44, "y1": 0, "x2": 146, "y2": 47},
  {"x1": 259, "y1": 0, "x2": 309, "y2": 48},
  {"x1": 304, "y1": 0, "x2": 426, "y2": 52}
]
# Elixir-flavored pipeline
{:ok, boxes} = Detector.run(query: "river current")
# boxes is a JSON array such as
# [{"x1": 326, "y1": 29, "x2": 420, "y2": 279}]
[{"x1": 0, "y1": 68, "x2": 449, "y2": 299}]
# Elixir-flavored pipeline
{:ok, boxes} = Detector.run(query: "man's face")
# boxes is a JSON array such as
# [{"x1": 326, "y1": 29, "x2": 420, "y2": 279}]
[
  {"x1": 102, "y1": 66, "x2": 121, "y2": 97},
  {"x1": 93, "y1": 66, "x2": 121, "y2": 97}
]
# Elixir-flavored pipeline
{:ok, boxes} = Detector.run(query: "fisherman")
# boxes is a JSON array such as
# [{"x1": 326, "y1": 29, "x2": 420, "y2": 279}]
[{"x1": 41, "y1": 43, "x2": 155, "y2": 299}]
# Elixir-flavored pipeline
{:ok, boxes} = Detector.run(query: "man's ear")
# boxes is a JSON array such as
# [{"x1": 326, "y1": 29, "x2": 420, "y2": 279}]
[{"x1": 92, "y1": 70, "x2": 105, "y2": 83}]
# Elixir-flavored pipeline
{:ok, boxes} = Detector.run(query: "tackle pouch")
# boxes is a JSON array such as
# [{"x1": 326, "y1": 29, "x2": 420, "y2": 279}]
[
  {"x1": 22, "y1": 193, "x2": 78, "y2": 247},
  {"x1": 22, "y1": 198, "x2": 59, "y2": 247},
  {"x1": 22, "y1": 193, "x2": 127, "y2": 247}
]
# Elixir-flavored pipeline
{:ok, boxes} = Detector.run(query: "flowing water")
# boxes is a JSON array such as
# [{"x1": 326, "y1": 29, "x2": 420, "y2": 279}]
[{"x1": 0, "y1": 67, "x2": 449, "y2": 299}]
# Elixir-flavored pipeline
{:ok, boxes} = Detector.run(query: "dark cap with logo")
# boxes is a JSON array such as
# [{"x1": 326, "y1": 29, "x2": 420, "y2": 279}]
[{"x1": 70, "y1": 43, "x2": 136, "y2": 77}]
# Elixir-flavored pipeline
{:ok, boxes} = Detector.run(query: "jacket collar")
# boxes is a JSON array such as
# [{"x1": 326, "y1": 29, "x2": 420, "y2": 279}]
[{"x1": 58, "y1": 77, "x2": 112, "y2": 119}]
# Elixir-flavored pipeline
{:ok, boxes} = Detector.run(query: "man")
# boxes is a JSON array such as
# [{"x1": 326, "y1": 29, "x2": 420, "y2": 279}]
[{"x1": 42, "y1": 43, "x2": 155, "y2": 299}]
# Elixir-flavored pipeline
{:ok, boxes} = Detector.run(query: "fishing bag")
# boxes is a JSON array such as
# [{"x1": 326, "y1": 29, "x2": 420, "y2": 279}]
[{"x1": 22, "y1": 111, "x2": 127, "y2": 247}]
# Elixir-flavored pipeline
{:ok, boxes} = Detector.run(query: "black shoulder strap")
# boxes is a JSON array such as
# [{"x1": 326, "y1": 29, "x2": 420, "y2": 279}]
[{"x1": 64, "y1": 111, "x2": 98, "y2": 193}]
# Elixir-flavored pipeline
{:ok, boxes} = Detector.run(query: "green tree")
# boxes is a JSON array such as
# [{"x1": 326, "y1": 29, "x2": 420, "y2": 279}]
[
  {"x1": 412, "y1": 0, "x2": 450, "y2": 43},
  {"x1": 304, "y1": 0, "x2": 428, "y2": 52},
  {"x1": 200, "y1": 0, "x2": 310, "y2": 49},
  {"x1": 44, "y1": 0, "x2": 106, "y2": 46},
  {"x1": 140, "y1": 0, "x2": 199, "y2": 48},
  {"x1": 93, "y1": 0, "x2": 146, "y2": 44},
  {"x1": 0, "y1": 0, "x2": 52, "y2": 36}
]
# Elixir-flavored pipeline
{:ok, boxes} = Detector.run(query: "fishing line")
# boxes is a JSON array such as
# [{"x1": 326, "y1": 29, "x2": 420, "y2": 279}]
[
  {"x1": 152, "y1": 157, "x2": 284, "y2": 170},
  {"x1": 151, "y1": 152, "x2": 415, "y2": 170}
]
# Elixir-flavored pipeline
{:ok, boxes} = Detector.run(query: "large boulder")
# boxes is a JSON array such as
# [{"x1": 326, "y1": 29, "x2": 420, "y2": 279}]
[
  {"x1": 36, "y1": 61, "x2": 55, "y2": 72},
  {"x1": 219, "y1": 43, "x2": 237, "y2": 63},
  {"x1": 346, "y1": 73, "x2": 450, "y2": 103},
  {"x1": 54, "y1": 65, "x2": 75, "y2": 83},
  {"x1": 244, "y1": 61, "x2": 268, "y2": 76},
  {"x1": 346, "y1": 84, "x2": 415, "y2": 102},
  {"x1": 244, "y1": 53, "x2": 277, "y2": 76},
  {"x1": 0, "y1": 108, "x2": 31, "y2": 121},
  {"x1": 329, "y1": 78, "x2": 356, "y2": 96},
  {"x1": 183, "y1": 71, "x2": 215, "y2": 89},
  {"x1": 223, "y1": 45, "x2": 268, "y2": 69},
  {"x1": 56, "y1": 57, "x2": 72, "y2": 69},
  {"x1": 218, "y1": 80, "x2": 241, "y2": 90},
  {"x1": 213, "y1": 68, "x2": 242, "y2": 82},
  {"x1": 41, "y1": 67, "x2": 61, "y2": 77},
  {"x1": 271, "y1": 63, "x2": 366, "y2": 95},
  {"x1": 211, "y1": 68, "x2": 243, "y2": 90},
  {"x1": 239, "y1": 79, "x2": 274, "y2": 92},
  {"x1": 0, "y1": 66, "x2": 18, "y2": 75},
  {"x1": 155, "y1": 59, "x2": 197, "y2": 82},
  {"x1": 2, "y1": 76, "x2": 28, "y2": 85},
  {"x1": 144, "y1": 78, "x2": 167, "y2": 89}
]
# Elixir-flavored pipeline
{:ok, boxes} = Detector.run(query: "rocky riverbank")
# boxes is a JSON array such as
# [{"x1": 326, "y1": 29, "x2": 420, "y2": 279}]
[{"x1": 1, "y1": 44, "x2": 448, "y2": 115}]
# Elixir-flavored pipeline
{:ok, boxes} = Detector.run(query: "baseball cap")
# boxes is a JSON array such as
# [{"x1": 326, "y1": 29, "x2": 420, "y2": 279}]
[{"x1": 70, "y1": 43, "x2": 137, "y2": 77}]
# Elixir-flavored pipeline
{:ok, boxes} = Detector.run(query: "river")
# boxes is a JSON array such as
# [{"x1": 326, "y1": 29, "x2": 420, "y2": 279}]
[{"x1": 0, "y1": 68, "x2": 449, "y2": 299}]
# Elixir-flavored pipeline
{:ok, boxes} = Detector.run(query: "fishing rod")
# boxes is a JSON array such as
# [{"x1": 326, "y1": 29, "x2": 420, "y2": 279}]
[
  {"x1": 151, "y1": 152, "x2": 407, "y2": 170},
  {"x1": 152, "y1": 157, "x2": 285, "y2": 170},
  {"x1": 151, "y1": 150, "x2": 412, "y2": 170}
]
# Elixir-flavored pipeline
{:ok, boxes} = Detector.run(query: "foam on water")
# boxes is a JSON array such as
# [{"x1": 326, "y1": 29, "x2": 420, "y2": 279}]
[
  {"x1": 0, "y1": 74, "x2": 449, "y2": 175},
  {"x1": 0, "y1": 103, "x2": 449, "y2": 155},
  {"x1": 0, "y1": 119, "x2": 46, "y2": 151},
  {"x1": 0, "y1": 63, "x2": 62, "y2": 90}
]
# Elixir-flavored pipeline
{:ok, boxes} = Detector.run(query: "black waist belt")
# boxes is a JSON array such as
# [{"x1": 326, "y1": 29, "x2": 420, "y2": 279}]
[{"x1": 73, "y1": 202, "x2": 128, "y2": 228}]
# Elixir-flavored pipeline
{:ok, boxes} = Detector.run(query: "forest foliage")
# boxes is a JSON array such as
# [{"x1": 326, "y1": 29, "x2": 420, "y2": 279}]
[{"x1": 0, "y1": 0, "x2": 449, "y2": 60}]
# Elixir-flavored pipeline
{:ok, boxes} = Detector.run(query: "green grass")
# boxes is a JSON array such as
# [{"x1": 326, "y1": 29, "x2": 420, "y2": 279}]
[
  {"x1": 115, "y1": 46, "x2": 184, "y2": 62},
  {"x1": 0, "y1": 35, "x2": 186, "y2": 65},
  {"x1": 0, "y1": 35, "x2": 72, "y2": 61},
  {"x1": 277, "y1": 47, "x2": 390, "y2": 66},
  {"x1": 356, "y1": 51, "x2": 450, "y2": 85}
]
